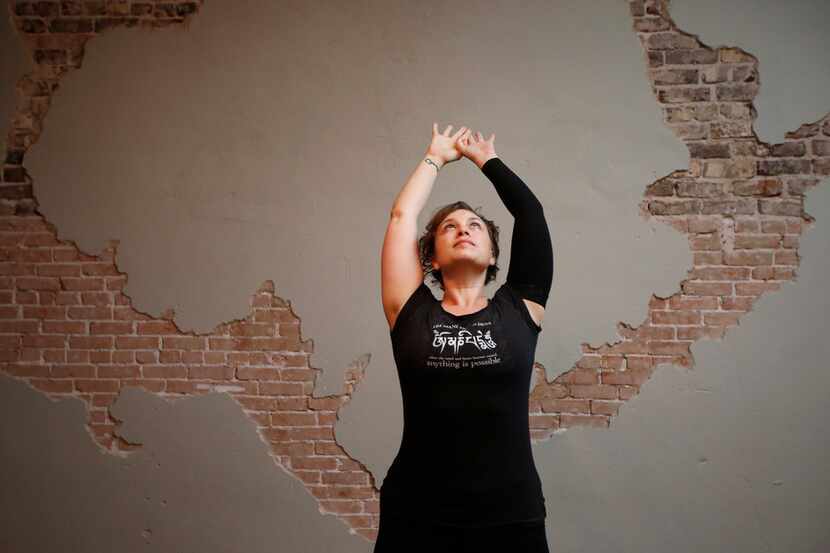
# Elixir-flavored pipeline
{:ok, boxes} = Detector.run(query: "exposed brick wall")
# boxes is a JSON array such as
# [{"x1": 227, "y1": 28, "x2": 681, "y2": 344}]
[{"x1": 1, "y1": 0, "x2": 827, "y2": 543}]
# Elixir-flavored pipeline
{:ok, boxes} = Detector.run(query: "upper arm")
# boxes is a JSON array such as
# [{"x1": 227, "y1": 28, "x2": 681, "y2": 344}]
[
  {"x1": 523, "y1": 298, "x2": 545, "y2": 328},
  {"x1": 506, "y1": 208, "x2": 553, "y2": 328},
  {"x1": 381, "y1": 211, "x2": 423, "y2": 330}
]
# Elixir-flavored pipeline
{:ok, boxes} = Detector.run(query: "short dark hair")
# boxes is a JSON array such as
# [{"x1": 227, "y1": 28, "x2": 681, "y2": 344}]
[{"x1": 418, "y1": 201, "x2": 500, "y2": 290}]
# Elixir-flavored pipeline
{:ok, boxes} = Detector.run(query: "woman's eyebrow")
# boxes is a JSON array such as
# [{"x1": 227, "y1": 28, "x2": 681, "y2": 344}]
[{"x1": 442, "y1": 216, "x2": 483, "y2": 225}]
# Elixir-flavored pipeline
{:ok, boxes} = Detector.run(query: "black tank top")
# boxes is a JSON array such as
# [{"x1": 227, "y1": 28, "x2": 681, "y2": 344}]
[{"x1": 380, "y1": 280, "x2": 547, "y2": 527}]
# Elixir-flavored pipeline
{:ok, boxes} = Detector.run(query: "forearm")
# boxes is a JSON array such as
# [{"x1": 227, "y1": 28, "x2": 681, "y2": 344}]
[
  {"x1": 390, "y1": 154, "x2": 444, "y2": 219},
  {"x1": 481, "y1": 157, "x2": 543, "y2": 217}
]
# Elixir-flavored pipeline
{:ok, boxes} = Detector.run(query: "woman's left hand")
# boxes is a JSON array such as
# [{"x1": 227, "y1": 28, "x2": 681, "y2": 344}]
[{"x1": 425, "y1": 122, "x2": 468, "y2": 167}]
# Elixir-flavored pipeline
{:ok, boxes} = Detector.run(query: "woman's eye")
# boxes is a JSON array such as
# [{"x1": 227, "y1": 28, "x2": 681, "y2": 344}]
[{"x1": 471, "y1": 222, "x2": 481, "y2": 228}]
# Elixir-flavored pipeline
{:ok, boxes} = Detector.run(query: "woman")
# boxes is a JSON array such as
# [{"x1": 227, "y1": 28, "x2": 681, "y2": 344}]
[{"x1": 377, "y1": 123, "x2": 554, "y2": 552}]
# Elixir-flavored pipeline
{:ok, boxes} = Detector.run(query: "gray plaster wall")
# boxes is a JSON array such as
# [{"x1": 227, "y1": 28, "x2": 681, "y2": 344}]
[{"x1": 1, "y1": 0, "x2": 828, "y2": 551}]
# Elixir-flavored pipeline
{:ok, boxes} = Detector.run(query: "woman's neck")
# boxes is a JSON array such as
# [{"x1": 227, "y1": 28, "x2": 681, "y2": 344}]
[{"x1": 440, "y1": 282, "x2": 487, "y2": 310}]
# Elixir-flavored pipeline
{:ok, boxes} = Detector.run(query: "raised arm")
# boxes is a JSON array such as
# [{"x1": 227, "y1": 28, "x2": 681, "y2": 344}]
[
  {"x1": 381, "y1": 123, "x2": 468, "y2": 331},
  {"x1": 456, "y1": 131, "x2": 553, "y2": 319},
  {"x1": 481, "y1": 157, "x2": 553, "y2": 307}
]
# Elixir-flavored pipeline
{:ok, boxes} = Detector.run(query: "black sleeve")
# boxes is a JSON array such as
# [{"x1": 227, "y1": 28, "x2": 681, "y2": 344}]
[{"x1": 481, "y1": 157, "x2": 553, "y2": 307}]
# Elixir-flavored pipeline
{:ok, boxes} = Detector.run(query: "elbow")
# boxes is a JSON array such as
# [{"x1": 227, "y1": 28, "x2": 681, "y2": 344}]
[{"x1": 390, "y1": 208, "x2": 414, "y2": 221}]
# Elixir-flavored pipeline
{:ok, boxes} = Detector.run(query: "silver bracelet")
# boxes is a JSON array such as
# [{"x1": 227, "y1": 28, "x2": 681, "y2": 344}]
[{"x1": 424, "y1": 158, "x2": 442, "y2": 171}]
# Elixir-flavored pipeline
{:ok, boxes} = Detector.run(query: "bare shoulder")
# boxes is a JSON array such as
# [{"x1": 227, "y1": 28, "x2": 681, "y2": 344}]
[{"x1": 523, "y1": 298, "x2": 545, "y2": 328}]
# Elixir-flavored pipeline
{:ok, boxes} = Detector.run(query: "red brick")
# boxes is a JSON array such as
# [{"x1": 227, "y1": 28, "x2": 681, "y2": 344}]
[
  {"x1": 735, "y1": 282, "x2": 781, "y2": 296},
  {"x1": 283, "y1": 354, "x2": 309, "y2": 367},
  {"x1": 651, "y1": 310, "x2": 701, "y2": 325},
  {"x1": 319, "y1": 500, "x2": 363, "y2": 514},
  {"x1": 135, "y1": 351, "x2": 157, "y2": 364},
  {"x1": 236, "y1": 367, "x2": 280, "y2": 380},
  {"x1": 142, "y1": 365, "x2": 187, "y2": 379},
  {"x1": 337, "y1": 458, "x2": 364, "y2": 471},
  {"x1": 702, "y1": 312, "x2": 741, "y2": 326},
  {"x1": 292, "y1": 470, "x2": 321, "y2": 484},
  {"x1": 228, "y1": 337, "x2": 292, "y2": 351},
  {"x1": 181, "y1": 351, "x2": 204, "y2": 364},
  {"x1": 48, "y1": 364, "x2": 94, "y2": 378},
  {"x1": 290, "y1": 456, "x2": 338, "y2": 470},
  {"x1": 560, "y1": 414, "x2": 609, "y2": 429},
  {"x1": 276, "y1": 397, "x2": 308, "y2": 411},
  {"x1": 635, "y1": 325, "x2": 675, "y2": 340},
  {"x1": 569, "y1": 384, "x2": 618, "y2": 400},
  {"x1": 341, "y1": 515, "x2": 374, "y2": 528},
  {"x1": 308, "y1": 396, "x2": 343, "y2": 411},
  {"x1": 601, "y1": 368, "x2": 653, "y2": 386},
  {"x1": 269, "y1": 442, "x2": 315, "y2": 457},
  {"x1": 555, "y1": 369, "x2": 598, "y2": 385},
  {"x1": 189, "y1": 365, "x2": 234, "y2": 380},
  {"x1": 280, "y1": 368, "x2": 318, "y2": 381},
  {"x1": 614, "y1": 341, "x2": 649, "y2": 355},
  {"x1": 98, "y1": 365, "x2": 140, "y2": 378},
  {"x1": 227, "y1": 322, "x2": 274, "y2": 337},
  {"x1": 16, "y1": 276, "x2": 60, "y2": 291},
  {"x1": 619, "y1": 386, "x2": 640, "y2": 400},
  {"x1": 123, "y1": 379, "x2": 165, "y2": 392},
  {"x1": 541, "y1": 398, "x2": 589, "y2": 414},
  {"x1": 158, "y1": 350, "x2": 181, "y2": 363},
  {"x1": 163, "y1": 336, "x2": 206, "y2": 350},
  {"x1": 40, "y1": 321, "x2": 84, "y2": 333},
  {"x1": 18, "y1": 334, "x2": 62, "y2": 349},
  {"x1": 165, "y1": 380, "x2": 202, "y2": 394},
  {"x1": 236, "y1": 396, "x2": 277, "y2": 411},
  {"x1": 115, "y1": 336, "x2": 159, "y2": 349},
  {"x1": 263, "y1": 427, "x2": 334, "y2": 442},
  {"x1": 30, "y1": 379, "x2": 73, "y2": 393},
  {"x1": 668, "y1": 294, "x2": 718, "y2": 311},
  {"x1": 322, "y1": 471, "x2": 370, "y2": 485},
  {"x1": 70, "y1": 302, "x2": 112, "y2": 316},
  {"x1": 271, "y1": 412, "x2": 317, "y2": 426},
  {"x1": 648, "y1": 341, "x2": 692, "y2": 355},
  {"x1": 682, "y1": 282, "x2": 733, "y2": 296},
  {"x1": 75, "y1": 379, "x2": 120, "y2": 393},
  {"x1": 774, "y1": 250, "x2": 798, "y2": 265},
  {"x1": 308, "y1": 486, "x2": 374, "y2": 500},
  {"x1": 721, "y1": 296, "x2": 754, "y2": 311},
  {"x1": 591, "y1": 400, "x2": 622, "y2": 416},
  {"x1": 90, "y1": 321, "x2": 133, "y2": 335},
  {"x1": 136, "y1": 321, "x2": 179, "y2": 334},
  {"x1": 315, "y1": 442, "x2": 347, "y2": 456},
  {"x1": 260, "y1": 381, "x2": 305, "y2": 396}
]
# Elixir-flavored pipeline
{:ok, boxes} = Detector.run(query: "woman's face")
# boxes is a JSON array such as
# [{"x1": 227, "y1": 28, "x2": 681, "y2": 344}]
[{"x1": 432, "y1": 209, "x2": 496, "y2": 276}]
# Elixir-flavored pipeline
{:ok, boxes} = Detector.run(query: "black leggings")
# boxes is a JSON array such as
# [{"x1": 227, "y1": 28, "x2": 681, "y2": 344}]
[{"x1": 372, "y1": 513, "x2": 550, "y2": 553}]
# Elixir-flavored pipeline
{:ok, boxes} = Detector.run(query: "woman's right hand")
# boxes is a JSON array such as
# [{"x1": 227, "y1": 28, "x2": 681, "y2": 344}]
[{"x1": 456, "y1": 129, "x2": 498, "y2": 169}]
